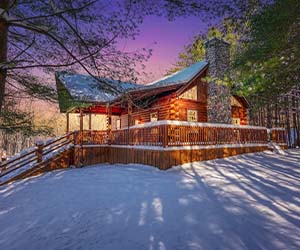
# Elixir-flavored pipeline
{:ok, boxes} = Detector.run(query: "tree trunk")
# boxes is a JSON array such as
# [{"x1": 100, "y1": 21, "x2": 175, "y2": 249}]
[
  {"x1": 285, "y1": 97, "x2": 291, "y2": 147},
  {"x1": 274, "y1": 103, "x2": 278, "y2": 127},
  {"x1": 266, "y1": 103, "x2": 272, "y2": 128},
  {"x1": 0, "y1": 0, "x2": 9, "y2": 113}
]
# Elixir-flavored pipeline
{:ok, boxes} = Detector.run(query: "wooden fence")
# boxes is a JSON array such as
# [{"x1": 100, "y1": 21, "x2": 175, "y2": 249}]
[
  {"x1": 0, "y1": 122, "x2": 288, "y2": 182},
  {"x1": 74, "y1": 130, "x2": 107, "y2": 145},
  {"x1": 76, "y1": 121, "x2": 269, "y2": 147},
  {"x1": 112, "y1": 126, "x2": 164, "y2": 146},
  {"x1": 271, "y1": 128, "x2": 286, "y2": 144},
  {"x1": 0, "y1": 132, "x2": 75, "y2": 180}
]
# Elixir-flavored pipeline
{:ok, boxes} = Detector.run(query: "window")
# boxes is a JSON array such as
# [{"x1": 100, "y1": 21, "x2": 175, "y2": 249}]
[
  {"x1": 179, "y1": 86, "x2": 197, "y2": 100},
  {"x1": 187, "y1": 110, "x2": 198, "y2": 122},
  {"x1": 150, "y1": 112, "x2": 158, "y2": 122},
  {"x1": 232, "y1": 118, "x2": 240, "y2": 125}
]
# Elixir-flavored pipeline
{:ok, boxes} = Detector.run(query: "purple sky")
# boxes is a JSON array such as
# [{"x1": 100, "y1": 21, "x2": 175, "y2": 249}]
[{"x1": 119, "y1": 15, "x2": 209, "y2": 83}]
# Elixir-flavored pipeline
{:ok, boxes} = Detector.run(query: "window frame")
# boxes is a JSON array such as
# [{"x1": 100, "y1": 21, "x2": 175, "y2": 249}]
[
  {"x1": 232, "y1": 118, "x2": 241, "y2": 125},
  {"x1": 187, "y1": 109, "x2": 198, "y2": 122},
  {"x1": 150, "y1": 111, "x2": 158, "y2": 122}
]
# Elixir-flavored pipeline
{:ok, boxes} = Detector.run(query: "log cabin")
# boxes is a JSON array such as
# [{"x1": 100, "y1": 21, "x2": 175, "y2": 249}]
[
  {"x1": 56, "y1": 37, "x2": 249, "y2": 132},
  {"x1": 0, "y1": 38, "x2": 287, "y2": 180},
  {"x1": 47, "y1": 37, "x2": 287, "y2": 170}
]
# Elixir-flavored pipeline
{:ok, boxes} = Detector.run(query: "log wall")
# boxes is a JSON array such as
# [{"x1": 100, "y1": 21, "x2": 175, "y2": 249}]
[
  {"x1": 232, "y1": 106, "x2": 248, "y2": 125},
  {"x1": 115, "y1": 75, "x2": 249, "y2": 128},
  {"x1": 121, "y1": 75, "x2": 209, "y2": 126}
]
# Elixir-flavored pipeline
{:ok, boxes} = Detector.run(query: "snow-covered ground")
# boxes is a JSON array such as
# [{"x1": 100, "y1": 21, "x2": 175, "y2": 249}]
[{"x1": 1, "y1": 150, "x2": 300, "y2": 250}]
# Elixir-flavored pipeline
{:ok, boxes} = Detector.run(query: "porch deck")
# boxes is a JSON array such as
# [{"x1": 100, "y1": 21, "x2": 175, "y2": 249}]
[
  {"x1": 72, "y1": 120, "x2": 287, "y2": 169},
  {"x1": 0, "y1": 121, "x2": 287, "y2": 184}
]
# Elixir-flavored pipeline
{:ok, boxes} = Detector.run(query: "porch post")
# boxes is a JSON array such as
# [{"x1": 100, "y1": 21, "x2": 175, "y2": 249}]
[
  {"x1": 107, "y1": 104, "x2": 112, "y2": 144},
  {"x1": 79, "y1": 109, "x2": 84, "y2": 167},
  {"x1": 162, "y1": 124, "x2": 168, "y2": 147},
  {"x1": 89, "y1": 113, "x2": 92, "y2": 130},
  {"x1": 79, "y1": 109, "x2": 83, "y2": 132},
  {"x1": 127, "y1": 99, "x2": 132, "y2": 145},
  {"x1": 66, "y1": 112, "x2": 70, "y2": 133}
]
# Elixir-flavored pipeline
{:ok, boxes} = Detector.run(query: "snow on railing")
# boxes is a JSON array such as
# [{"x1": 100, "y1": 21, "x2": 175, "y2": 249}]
[
  {"x1": 0, "y1": 132, "x2": 75, "y2": 183},
  {"x1": 76, "y1": 120, "x2": 271, "y2": 147},
  {"x1": 270, "y1": 128, "x2": 286, "y2": 144},
  {"x1": 128, "y1": 120, "x2": 267, "y2": 130}
]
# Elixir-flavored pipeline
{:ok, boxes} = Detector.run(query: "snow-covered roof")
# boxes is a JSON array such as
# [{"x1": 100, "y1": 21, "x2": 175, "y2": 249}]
[
  {"x1": 56, "y1": 72, "x2": 139, "y2": 103},
  {"x1": 56, "y1": 60, "x2": 208, "y2": 109},
  {"x1": 147, "y1": 60, "x2": 208, "y2": 87}
]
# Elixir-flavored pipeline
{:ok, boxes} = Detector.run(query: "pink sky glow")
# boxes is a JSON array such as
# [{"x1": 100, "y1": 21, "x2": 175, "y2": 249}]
[{"x1": 118, "y1": 16, "x2": 208, "y2": 83}]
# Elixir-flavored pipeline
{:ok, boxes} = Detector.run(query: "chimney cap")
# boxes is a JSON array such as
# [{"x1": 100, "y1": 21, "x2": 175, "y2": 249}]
[{"x1": 204, "y1": 37, "x2": 230, "y2": 47}]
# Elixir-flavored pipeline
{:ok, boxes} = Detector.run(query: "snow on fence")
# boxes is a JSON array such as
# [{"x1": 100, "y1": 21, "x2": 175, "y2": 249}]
[
  {"x1": 0, "y1": 122, "x2": 287, "y2": 180},
  {"x1": 77, "y1": 120, "x2": 269, "y2": 147},
  {"x1": 0, "y1": 132, "x2": 75, "y2": 182},
  {"x1": 271, "y1": 128, "x2": 286, "y2": 144}
]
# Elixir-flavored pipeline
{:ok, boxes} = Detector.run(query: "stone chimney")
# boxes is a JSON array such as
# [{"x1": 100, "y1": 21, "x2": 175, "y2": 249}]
[{"x1": 205, "y1": 37, "x2": 232, "y2": 124}]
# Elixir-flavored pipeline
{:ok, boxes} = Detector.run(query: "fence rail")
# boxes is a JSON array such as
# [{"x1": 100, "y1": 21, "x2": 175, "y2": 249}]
[
  {"x1": 166, "y1": 125, "x2": 267, "y2": 146},
  {"x1": 271, "y1": 128, "x2": 286, "y2": 144},
  {"x1": 76, "y1": 121, "x2": 271, "y2": 147},
  {"x1": 0, "y1": 122, "x2": 287, "y2": 183},
  {"x1": 74, "y1": 130, "x2": 107, "y2": 145},
  {"x1": 112, "y1": 126, "x2": 164, "y2": 146},
  {"x1": 0, "y1": 132, "x2": 75, "y2": 178}
]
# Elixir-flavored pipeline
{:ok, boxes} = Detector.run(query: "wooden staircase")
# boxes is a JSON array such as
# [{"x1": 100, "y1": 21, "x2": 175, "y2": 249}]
[{"x1": 0, "y1": 132, "x2": 76, "y2": 186}]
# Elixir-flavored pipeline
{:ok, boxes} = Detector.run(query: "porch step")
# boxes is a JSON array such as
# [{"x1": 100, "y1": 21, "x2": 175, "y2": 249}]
[
  {"x1": 0, "y1": 133, "x2": 75, "y2": 186},
  {"x1": 268, "y1": 142, "x2": 287, "y2": 155}
]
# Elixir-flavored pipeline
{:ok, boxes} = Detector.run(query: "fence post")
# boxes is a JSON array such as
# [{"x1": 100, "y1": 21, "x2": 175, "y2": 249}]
[
  {"x1": 106, "y1": 105, "x2": 112, "y2": 145},
  {"x1": 0, "y1": 150, "x2": 6, "y2": 172},
  {"x1": 0, "y1": 162, "x2": 3, "y2": 173},
  {"x1": 1, "y1": 150, "x2": 6, "y2": 162},
  {"x1": 162, "y1": 124, "x2": 168, "y2": 147},
  {"x1": 35, "y1": 141, "x2": 44, "y2": 163}
]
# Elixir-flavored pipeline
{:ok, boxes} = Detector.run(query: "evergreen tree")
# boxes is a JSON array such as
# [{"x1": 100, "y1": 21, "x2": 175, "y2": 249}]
[
  {"x1": 233, "y1": 0, "x2": 300, "y2": 102},
  {"x1": 166, "y1": 22, "x2": 238, "y2": 75},
  {"x1": 232, "y1": 0, "x2": 300, "y2": 145}
]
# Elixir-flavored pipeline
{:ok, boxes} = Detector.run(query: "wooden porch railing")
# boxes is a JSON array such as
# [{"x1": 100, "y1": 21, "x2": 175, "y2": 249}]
[
  {"x1": 271, "y1": 128, "x2": 286, "y2": 144},
  {"x1": 74, "y1": 130, "x2": 108, "y2": 145},
  {"x1": 0, "y1": 123, "x2": 286, "y2": 183},
  {"x1": 166, "y1": 125, "x2": 267, "y2": 146},
  {"x1": 0, "y1": 132, "x2": 75, "y2": 179},
  {"x1": 75, "y1": 121, "x2": 270, "y2": 147},
  {"x1": 112, "y1": 126, "x2": 164, "y2": 146}
]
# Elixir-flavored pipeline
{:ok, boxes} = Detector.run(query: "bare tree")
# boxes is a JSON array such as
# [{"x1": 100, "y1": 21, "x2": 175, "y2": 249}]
[
  {"x1": 1, "y1": 0, "x2": 149, "y2": 110},
  {"x1": 0, "y1": 0, "x2": 227, "y2": 112},
  {"x1": 1, "y1": 0, "x2": 265, "y2": 105}
]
